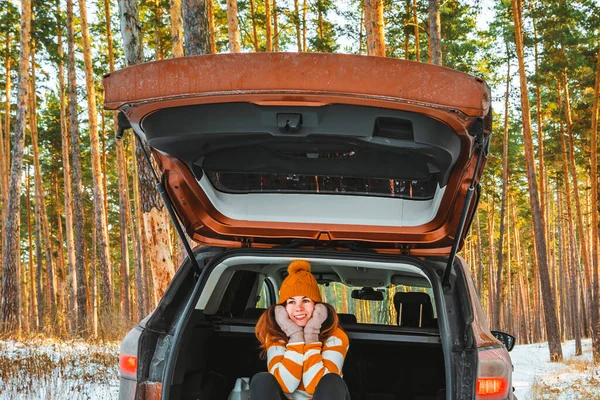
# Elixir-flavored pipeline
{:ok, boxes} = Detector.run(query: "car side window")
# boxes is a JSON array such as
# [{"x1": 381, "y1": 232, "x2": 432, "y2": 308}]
[{"x1": 256, "y1": 280, "x2": 271, "y2": 308}]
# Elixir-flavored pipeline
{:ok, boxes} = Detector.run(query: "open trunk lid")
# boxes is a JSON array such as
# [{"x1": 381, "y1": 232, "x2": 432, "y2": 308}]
[{"x1": 103, "y1": 52, "x2": 491, "y2": 255}]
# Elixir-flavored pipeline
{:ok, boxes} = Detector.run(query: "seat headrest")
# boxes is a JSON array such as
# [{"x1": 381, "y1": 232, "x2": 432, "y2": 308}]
[
  {"x1": 244, "y1": 307, "x2": 267, "y2": 319},
  {"x1": 393, "y1": 292, "x2": 434, "y2": 327},
  {"x1": 337, "y1": 313, "x2": 358, "y2": 325}
]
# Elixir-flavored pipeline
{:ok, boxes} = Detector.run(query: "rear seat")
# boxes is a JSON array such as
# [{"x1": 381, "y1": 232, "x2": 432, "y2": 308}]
[{"x1": 393, "y1": 292, "x2": 437, "y2": 328}]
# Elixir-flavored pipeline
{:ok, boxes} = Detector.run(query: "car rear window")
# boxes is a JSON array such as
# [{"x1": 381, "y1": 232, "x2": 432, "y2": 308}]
[{"x1": 206, "y1": 172, "x2": 437, "y2": 200}]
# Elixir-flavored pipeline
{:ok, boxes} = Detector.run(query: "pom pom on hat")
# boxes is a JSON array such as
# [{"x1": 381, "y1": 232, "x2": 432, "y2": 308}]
[{"x1": 278, "y1": 260, "x2": 322, "y2": 303}]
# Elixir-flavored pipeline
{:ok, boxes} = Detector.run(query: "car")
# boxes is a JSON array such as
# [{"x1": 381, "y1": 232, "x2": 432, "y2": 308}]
[{"x1": 104, "y1": 52, "x2": 516, "y2": 400}]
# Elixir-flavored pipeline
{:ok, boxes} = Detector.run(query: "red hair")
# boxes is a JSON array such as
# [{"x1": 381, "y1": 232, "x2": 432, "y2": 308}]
[{"x1": 255, "y1": 302, "x2": 342, "y2": 359}]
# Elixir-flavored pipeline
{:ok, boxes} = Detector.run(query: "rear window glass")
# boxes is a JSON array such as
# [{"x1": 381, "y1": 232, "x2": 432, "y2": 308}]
[
  {"x1": 206, "y1": 172, "x2": 437, "y2": 200},
  {"x1": 319, "y1": 282, "x2": 437, "y2": 326}
]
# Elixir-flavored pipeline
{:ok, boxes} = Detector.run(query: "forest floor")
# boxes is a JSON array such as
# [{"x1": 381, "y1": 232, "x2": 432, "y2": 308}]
[{"x1": 0, "y1": 337, "x2": 597, "y2": 399}]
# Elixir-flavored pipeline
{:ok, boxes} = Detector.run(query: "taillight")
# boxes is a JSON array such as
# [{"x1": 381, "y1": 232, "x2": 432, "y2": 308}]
[
  {"x1": 119, "y1": 326, "x2": 143, "y2": 380},
  {"x1": 475, "y1": 347, "x2": 512, "y2": 399}
]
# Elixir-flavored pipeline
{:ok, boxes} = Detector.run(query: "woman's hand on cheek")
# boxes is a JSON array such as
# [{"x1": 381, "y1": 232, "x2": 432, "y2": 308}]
[
  {"x1": 274, "y1": 305, "x2": 304, "y2": 343},
  {"x1": 304, "y1": 304, "x2": 328, "y2": 343}
]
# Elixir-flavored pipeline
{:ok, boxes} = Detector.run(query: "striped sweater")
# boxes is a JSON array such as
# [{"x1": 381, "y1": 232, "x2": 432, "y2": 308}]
[{"x1": 266, "y1": 327, "x2": 349, "y2": 399}]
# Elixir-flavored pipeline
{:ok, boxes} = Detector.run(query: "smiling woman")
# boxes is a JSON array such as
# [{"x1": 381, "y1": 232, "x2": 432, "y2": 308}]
[{"x1": 253, "y1": 260, "x2": 350, "y2": 400}]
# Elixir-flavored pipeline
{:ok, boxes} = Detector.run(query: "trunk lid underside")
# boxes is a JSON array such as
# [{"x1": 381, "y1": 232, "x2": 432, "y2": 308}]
[{"x1": 103, "y1": 52, "x2": 491, "y2": 255}]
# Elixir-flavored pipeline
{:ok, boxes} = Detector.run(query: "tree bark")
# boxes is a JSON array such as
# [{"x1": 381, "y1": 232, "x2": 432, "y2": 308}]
[
  {"x1": 207, "y1": 0, "x2": 216, "y2": 54},
  {"x1": 30, "y1": 49, "x2": 57, "y2": 317},
  {"x1": 512, "y1": 0, "x2": 562, "y2": 361},
  {"x1": 412, "y1": 0, "x2": 420, "y2": 61},
  {"x1": 265, "y1": 0, "x2": 272, "y2": 51},
  {"x1": 170, "y1": 0, "x2": 184, "y2": 57},
  {"x1": 0, "y1": 0, "x2": 30, "y2": 333},
  {"x1": 79, "y1": 0, "x2": 114, "y2": 316},
  {"x1": 26, "y1": 166, "x2": 37, "y2": 330},
  {"x1": 363, "y1": 0, "x2": 385, "y2": 56},
  {"x1": 562, "y1": 73, "x2": 594, "y2": 338},
  {"x1": 105, "y1": 0, "x2": 131, "y2": 321},
  {"x1": 302, "y1": 0, "x2": 307, "y2": 51},
  {"x1": 56, "y1": 0, "x2": 77, "y2": 334},
  {"x1": 476, "y1": 213, "x2": 483, "y2": 296},
  {"x1": 226, "y1": 0, "x2": 241, "y2": 52},
  {"x1": 249, "y1": 0, "x2": 259, "y2": 51},
  {"x1": 273, "y1": 0, "x2": 279, "y2": 51},
  {"x1": 493, "y1": 54, "x2": 511, "y2": 329},
  {"x1": 428, "y1": 0, "x2": 441, "y2": 65},
  {"x1": 294, "y1": 0, "x2": 301, "y2": 51},
  {"x1": 67, "y1": 0, "x2": 88, "y2": 334},
  {"x1": 182, "y1": 0, "x2": 211, "y2": 55},
  {"x1": 590, "y1": 38, "x2": 600, "y2": 362},
  {"x1": 131, "y1": 139, "x2": 149, "y2": 319}
]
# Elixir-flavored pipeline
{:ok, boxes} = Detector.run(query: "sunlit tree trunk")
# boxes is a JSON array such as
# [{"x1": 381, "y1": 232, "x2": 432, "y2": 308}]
[
  {"x1": 67, "y1": 0, "x2": 88, "y2": 334},
  {"x1": 226, "y1": 0, "x2": 241, "y2": 52},
  {"x1": 79, "y1": 0, "x2": 114, "y2": 315},
  {"x1": 105, "y1": 0, "x2": 131, "y2": 321},
  {"x1": 590, "y1": 39, "x2": 600, "y2": 362},
  {"x1": 154, "y1": 0, "x2": 165, "y2": 59},
  {"x1": 486, "y1": 198, "x2": 496, "y2": 319},
  {"x1": 170, "y1": 0, "x2": 184, "y2": 57},
  {"x1": 273, "y1": 0, "x2": 279, "y2": 51},
  {"x1": 412, "y1": 0, "x2": 420, "y2": 61},
  {"x1": 56, "y1": 0, "x2": 77, "y2": 333},
  {"x1": 2, "y1": 33, "x2": 12, "y2": 206},
  {"x1": 428, "y1": 0, "x2": 441, "y2": 65},
  {"x1": 249, "y1": 0, "x2": 259, "y2": 51},
  {"x1": 476, "y1": 213, "x2": 483, "y2": 297},
  {"x1": 91, "y1": 224, "x2": 98, "y2": 336},
  {"x1": 493, "y1": 54, "x2": 511, "y2": 329},
  {"x1": 512, "y1": 0, "x2": 562, "y2": 361},
  {"x1": 363, "y1": 0, "x2": 385, "y2": 56},
  {"x1": 562, "y1": 73, "x2": 593, "y2": 337},
  {"x1": 53, "y1": 176, "x2": 68, "y2": 334},
  {"x1": 302, "y1": 0, "x2": 307, "y2": 51},
  {"x1": 207, "y1": 0, "x2": 216, "y2": 54},
  {"x1": 0, "y1": 0, "x2": 30, "y2": 333},
  {"x1": 130, "y1": 139, "x2": 148, "y2": 320},
  {"x1": 30, "y1": 49, "x2": 57, "y2": 318},
  {"x1": 293, "y1": 0, "x2": 301, "y2": 51},
  {"x1": 26, "y1": 167, "x2": 37, "y2": 330},
  {"x1": 265, "y1": 0, "x2": 272, "y2": 51}
]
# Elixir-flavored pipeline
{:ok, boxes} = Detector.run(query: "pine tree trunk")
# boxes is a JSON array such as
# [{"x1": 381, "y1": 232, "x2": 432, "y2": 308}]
[
  {"x1": 207, "y1": 0, "x2": 216, "y2": 54},
  {"x1": 486, "y1": 198, "x2": 495, "y2": 319},
  {"x1": 104, "y1": 0, "x2": 131, "y2": 321},
  {"x1": 412, "y1": 0, "x2": 420, "y2": 61},
  {"x1": 54, "y1": 176, "x2": 67, "y2": 334},
  {"x1": 493, "y1": 54, "x2": 511, "y2": 330},
  {"x1": 182, "y1": 0, "x2": 211, "y2": 55},
  {"x1": 67, "y1": 0, "x2": 88, "y2": 334},
  {"x1": 131, "y1": 139, "x2": 149, "y2": 319},
  {"x1": 249, "y1": 0, "x2": 259, "y2": 51},
  {"x1": 302, "y1": 0, "x2": 307, "y2": 51},
  {"x1": 363, "y1": 0, "x2": 385, "y2": 56},
  {"x1": 589, "y1": 40, "x2": 600, "y2": 362},
  {"x1": 265, "y1": 0, "x2": 272, "y2": 51},
  {"x1": 78, "y1": 0, "x2": 114, "y2": 318},
  {"x1": 91, "y1": 223, "x2": 98, "y2": 336},
  {"x1": 56, "y1": 0, "x2": 77, "y2": 334},
  {"x1": 1, "y1": 0, "x2": 30, "y2": 333},
  {"x1": 294, "y1": 0, "x2": 301, "y2": 51},
  {"x1": 170, "y1": 0, "x2": 184, "y2": 57},
  {"x1": 2, "y1": 33, "x2": 11, "y2": 208},
  {"x1": 562, "y1": 74, "x2": 594, "y2": 337},
  {"x1": 273, "y1": 0, "x2": 279, "y2": 51},
  {"x1": 474, "y1": 213, "x2": 483, "y2": 296},
  {"x1": 427, "y1": 0, "x2": 441, "y2": 65},
  {"x1": 226, "y1": 0, "x2": 241, "y2": 52},
  {"x1": 512, "y1": 0, "x2": 562, "y2": 361},
  {"x1": 30, "y1": 50, "x2": 57, "y2": 319},
  {"x1": 154, "y1": 0, "x2": 165, "y2": 59},
  {"x1": 26, "y1": 167, "x2": 38, "y2": 330}
]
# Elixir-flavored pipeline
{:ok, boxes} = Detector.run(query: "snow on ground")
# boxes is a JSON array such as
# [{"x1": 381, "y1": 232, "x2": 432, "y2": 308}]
[
  {"x1": 512, "y1": 338, "x2": 600, "y2": 399},
  {"x1": 0, "y1": 337, "x2": 599, "y2": 399},
  {"x1": 0, "y1": 338, "x2": 119, "y2": 399}
]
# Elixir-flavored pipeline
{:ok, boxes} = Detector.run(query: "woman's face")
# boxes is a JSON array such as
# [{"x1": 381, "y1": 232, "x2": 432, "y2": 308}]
[{"x1": 284, "y1": 296, "x2": 315, "y2": 327}]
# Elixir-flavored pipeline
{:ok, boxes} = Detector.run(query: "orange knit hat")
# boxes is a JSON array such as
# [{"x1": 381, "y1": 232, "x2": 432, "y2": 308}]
[{"x1": 278, "y1": 260, "x2": 322, "y2": 303}]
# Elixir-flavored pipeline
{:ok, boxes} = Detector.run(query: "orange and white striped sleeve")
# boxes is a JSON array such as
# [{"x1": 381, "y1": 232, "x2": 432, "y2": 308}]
[
  {"x1": 301, "y1": 328, "x2": 349, "y2": 395},
  {"x1": 266, "y1": 338, "x2": 305, "y2": 394}
]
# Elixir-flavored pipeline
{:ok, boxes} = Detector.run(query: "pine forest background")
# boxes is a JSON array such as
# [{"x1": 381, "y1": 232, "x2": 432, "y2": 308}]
[{"x1": 0, "y1": 0, "x2": 600, "y2": 363}]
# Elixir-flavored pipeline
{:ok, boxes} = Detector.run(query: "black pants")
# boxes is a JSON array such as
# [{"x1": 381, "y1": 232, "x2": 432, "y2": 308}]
[{"x1": 250, "y1": 372, "x2": 351, "y2": 400}]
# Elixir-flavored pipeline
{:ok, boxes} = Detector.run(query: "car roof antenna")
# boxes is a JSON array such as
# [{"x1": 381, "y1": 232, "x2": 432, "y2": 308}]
[
  {"x1": 442, "y1": 127, "x2": 487, "y2": 291},
  {"x1": 115, "y1": 111, "x2": 202, "y2": 277}
]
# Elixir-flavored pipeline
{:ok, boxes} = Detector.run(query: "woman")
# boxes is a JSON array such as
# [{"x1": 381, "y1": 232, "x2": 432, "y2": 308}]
[{"x1": 252, "y1": 260, "x2": 351, "y2": 400}]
